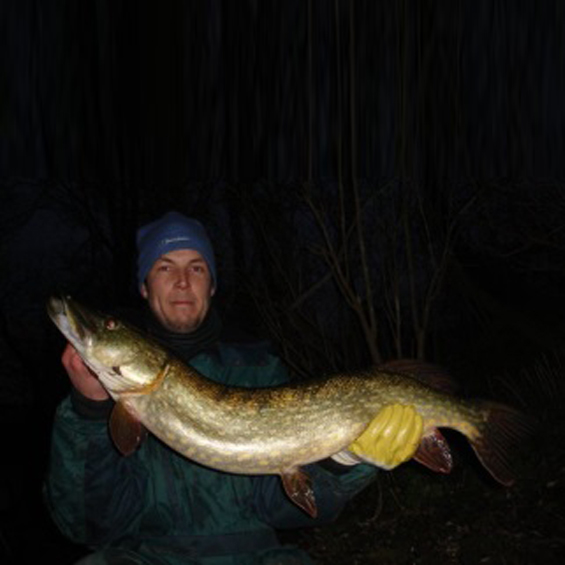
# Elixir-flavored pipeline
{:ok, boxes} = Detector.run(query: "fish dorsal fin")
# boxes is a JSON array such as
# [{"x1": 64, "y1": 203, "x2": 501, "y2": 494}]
[
  {"x1": 413, "y1": 428, "x2": 453, "y2": 474},
  {"x1": 380, "y1": 359, "x2": 460, "y2": 395},
  {"x1": 109, "y1": 401, "x2": 147, "y2": 456},
  {"x1": 281, "y1": 468, "x2": 317, "y2": 518}
]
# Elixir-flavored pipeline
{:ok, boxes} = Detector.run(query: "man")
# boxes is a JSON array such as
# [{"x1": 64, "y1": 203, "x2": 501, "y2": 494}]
[{"x1": 44, "y1": 211, "x2": 423, "y2": 564}]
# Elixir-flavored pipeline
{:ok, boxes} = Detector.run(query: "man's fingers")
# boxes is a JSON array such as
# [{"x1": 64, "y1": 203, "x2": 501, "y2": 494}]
[
  {"x1": 405, "y1": 408, "x2": 424, "y2": 452},
  {"x1": 390, "y1": 406, "x2": 423, "y2": 463}
]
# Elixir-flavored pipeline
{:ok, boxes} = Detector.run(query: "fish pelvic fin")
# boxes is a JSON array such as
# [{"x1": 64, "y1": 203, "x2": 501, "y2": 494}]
[
  {"x1": 469, "y1": 401, "x2": 536, "y2": 486},
  {"x1": 281, "y1": 468, "x2": 317, "y2": 518}
]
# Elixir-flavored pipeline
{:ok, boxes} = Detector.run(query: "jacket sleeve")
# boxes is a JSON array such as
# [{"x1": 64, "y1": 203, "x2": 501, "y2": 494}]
[{"x1": 43, "y1": 396, "x2": 149, "y2": 546}]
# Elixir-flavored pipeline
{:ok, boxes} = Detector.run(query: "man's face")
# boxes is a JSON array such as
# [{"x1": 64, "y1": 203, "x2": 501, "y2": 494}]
[{"x1": 141, "y1": 248, "x2": 215, "y2": 333}]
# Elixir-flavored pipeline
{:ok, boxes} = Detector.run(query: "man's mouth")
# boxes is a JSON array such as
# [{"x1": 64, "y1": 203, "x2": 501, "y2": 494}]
[{"x1": 171, "y1": 300, "x2": 195, "y2": 307}]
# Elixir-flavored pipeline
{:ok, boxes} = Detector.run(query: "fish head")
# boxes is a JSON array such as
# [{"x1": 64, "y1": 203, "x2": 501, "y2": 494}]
[{"x1": 48, "y1": 295, "x2": 168, "y2": 395}]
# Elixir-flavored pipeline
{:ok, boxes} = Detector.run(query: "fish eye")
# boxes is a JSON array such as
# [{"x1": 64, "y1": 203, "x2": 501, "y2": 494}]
[{"x1": 105, "y1": 318, "x2": 119, "y2": 330}]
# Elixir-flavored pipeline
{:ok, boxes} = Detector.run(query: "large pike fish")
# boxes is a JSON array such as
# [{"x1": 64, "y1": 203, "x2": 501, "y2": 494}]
[{"x1": 47, "y1": 296, "x2": 532, "y2": 517}]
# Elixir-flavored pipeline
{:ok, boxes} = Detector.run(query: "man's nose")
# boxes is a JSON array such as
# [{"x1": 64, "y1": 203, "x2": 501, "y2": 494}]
[{"x1": 175, "y1": 270, "x2": 191, "y2": 288}]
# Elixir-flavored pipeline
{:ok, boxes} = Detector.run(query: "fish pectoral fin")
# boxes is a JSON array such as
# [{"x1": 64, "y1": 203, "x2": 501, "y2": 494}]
[
  {"x1": 281, "y1": 468, "x2": 317, "y2": 518},
  {"x1": 109, "y1": 401, "x2": 147, "y2": 456},
  {"x1": 413, "y1": 428, "x2": 453, "y2": 474}
]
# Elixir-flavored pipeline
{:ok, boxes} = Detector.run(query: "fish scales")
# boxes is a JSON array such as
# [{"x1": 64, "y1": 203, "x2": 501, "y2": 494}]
[
  {"x1": 120, "y1": 361, "x2": 482, "y2": 475},
  {"x1": 124, "y1": 362, "x2": 372, "y2": 473}
]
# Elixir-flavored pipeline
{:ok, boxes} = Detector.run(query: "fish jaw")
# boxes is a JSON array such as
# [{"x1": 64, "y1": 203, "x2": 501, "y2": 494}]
[
  {"x1": 47, "y1": 295, "x2": 169, "y2": 395},
  {"x1": 47, "y1": 296, "x2": 95, "y2": 356}
]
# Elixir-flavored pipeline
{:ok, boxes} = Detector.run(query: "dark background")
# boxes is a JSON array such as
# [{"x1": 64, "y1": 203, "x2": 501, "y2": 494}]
[{"x1": 1, "y1": 1, "x2": 564, "y2": 563}]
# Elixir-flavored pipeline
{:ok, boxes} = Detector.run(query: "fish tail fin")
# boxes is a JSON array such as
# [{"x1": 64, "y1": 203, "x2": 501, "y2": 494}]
[{"x1": 469, "y1": 401, "x2": 535, "y2": 486}]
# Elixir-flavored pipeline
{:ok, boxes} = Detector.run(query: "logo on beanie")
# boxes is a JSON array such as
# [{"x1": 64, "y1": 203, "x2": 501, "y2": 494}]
[{"x1": 161, "y1": 236, "x2": 191, "y2": 247}]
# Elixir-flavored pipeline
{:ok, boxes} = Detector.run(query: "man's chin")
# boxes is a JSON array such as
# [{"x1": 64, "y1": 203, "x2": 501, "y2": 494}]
[{"x1": 165, "y1": 318, "x2": 201, "y2": 334}]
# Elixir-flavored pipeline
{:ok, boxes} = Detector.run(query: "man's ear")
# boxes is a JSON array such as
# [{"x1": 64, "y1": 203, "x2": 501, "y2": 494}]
[{"x1": 140, "y1": 283, "x2": 148, "y2": 299}]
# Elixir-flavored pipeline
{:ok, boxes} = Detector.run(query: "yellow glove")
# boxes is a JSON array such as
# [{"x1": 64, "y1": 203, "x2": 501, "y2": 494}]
[{"x1": 332, "y1": 404, "x2": 423, "y2": 469}]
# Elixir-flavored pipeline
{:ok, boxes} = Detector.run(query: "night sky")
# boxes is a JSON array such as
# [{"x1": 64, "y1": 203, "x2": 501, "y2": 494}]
[{"x1": 1, "y1": 1, "x2": 564, "y2": 563}]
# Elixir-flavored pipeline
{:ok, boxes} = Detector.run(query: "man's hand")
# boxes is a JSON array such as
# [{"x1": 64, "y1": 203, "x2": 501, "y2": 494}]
[
  {"x1": 332, "y1": 404, "x2": 423, "y2": 469},
  {"x1": 349, "y1": 404, "x2": 423, "y2": 468},
  {"x1": 61, "y1": 343, "x2": 109, "y2": 401}
]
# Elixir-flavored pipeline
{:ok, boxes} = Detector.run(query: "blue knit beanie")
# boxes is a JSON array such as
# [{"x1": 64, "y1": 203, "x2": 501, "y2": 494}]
[{"x1": 136, "y1": 212, "x2": 217, "y2": 291}]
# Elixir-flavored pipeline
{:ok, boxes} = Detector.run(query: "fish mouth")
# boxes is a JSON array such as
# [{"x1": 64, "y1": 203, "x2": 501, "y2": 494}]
[{"x1": 47, "y1": 295, "x2": 99, "y2": 344}]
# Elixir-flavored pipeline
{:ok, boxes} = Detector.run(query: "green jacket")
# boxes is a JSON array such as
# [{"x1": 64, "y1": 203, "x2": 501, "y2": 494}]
[{"x1": 44, "y1": 339, "x2": 377, "y2": 564}]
